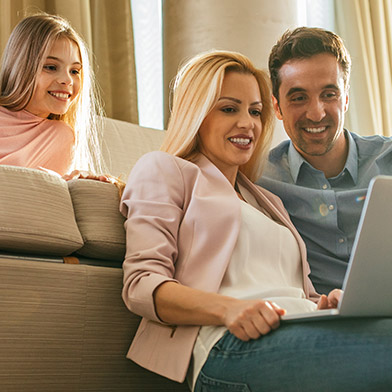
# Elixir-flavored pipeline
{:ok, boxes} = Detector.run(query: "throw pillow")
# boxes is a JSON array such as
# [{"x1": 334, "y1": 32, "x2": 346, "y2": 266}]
[
  {"x1": 0, "y1": 165, "x2": 84, "y2": 255},
  {"x1": 67, "y1": 179, "x2": 126, "y2": 261}
]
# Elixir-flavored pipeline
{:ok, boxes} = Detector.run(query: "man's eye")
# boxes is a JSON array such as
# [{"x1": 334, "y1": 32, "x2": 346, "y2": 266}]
[
  {"x1": 291, "y1": 95, "x2": 306, "y2": 102},
  {"x1": 323, "y1": 92, "x2": 337, "y2": 99}
]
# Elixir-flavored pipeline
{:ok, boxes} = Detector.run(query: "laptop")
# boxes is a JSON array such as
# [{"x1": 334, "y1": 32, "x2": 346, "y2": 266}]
[{"x1": 282, "y1": 175, "x2": 392, "y2": 322}]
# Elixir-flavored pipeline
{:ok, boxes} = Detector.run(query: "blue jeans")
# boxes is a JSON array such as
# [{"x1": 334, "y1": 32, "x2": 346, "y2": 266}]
[{"x1": 194, "y1": 318, "x2": 392, "y2": 392}]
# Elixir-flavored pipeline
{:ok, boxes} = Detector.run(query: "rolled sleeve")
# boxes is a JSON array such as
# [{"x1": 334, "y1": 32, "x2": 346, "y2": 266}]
[{"x1": 120, "y1": 152, "x2": 186, "y2": 322}]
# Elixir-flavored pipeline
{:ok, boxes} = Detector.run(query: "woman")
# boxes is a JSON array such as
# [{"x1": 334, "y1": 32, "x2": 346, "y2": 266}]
[
  {"x1": 120, "y1": 50, "x2": 392, "y2": 391},
  {"x1": 0, "y1": 13, "x2": 103, "y2": 175}
]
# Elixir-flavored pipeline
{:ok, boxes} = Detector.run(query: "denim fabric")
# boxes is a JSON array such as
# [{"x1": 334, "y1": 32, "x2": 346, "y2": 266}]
[
  {"x1": 195, "y1": 371, "x2": 250, "y2": 392},
  {"x1": 194, "y1": 318, "x2": 392, "y2": 392}
]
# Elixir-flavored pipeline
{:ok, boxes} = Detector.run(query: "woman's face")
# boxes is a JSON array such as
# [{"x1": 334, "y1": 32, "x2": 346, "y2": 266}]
[
  {"x1": 25, "y1": 38, "x2": 82, "y2": 118},
  {"x1": 198, "y1": 71, "x2": 263, "y2": 184}
]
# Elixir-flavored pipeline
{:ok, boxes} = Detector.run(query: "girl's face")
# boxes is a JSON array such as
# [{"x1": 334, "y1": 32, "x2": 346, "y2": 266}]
[{"x1": 25, "y1": 38, "x2": 82, "y2": 118}]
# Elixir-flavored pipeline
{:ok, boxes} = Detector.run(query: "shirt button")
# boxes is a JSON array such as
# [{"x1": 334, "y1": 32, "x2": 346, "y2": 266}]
[
  {"x1": 322, "y1": 184, "x2": 328, "y2": 189},
  {"x1": 328, "y1": 204, "x2": 334, "y2": 211},
  {"x1": 319, "y1": 204, "x2": 329, "y2": 216},
  {"x1": 339, "y1": 238, "x2": 345, "y2": 243}
]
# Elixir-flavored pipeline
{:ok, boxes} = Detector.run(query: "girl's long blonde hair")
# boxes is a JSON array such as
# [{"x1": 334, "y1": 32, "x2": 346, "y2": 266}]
[
  {"x1": 160, "y1": 50, "x2": 275, "y2": 182},
  {"x1": 0, "y1": 13, "x2": 104, "y2": 172}
]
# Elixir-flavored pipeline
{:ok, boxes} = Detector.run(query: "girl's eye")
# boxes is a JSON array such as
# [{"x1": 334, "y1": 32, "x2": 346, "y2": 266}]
[
  {"x1": 71, "y1": 69, "x2": 81, "y2": 75},
  {"x1": 43, "y1": 65, "x2": 56, "y2": 71}
]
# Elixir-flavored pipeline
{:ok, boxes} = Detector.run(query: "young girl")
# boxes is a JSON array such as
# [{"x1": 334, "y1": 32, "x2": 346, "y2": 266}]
[{"x1": 0, "y1": 13, "x2": 104, "y2": 175}]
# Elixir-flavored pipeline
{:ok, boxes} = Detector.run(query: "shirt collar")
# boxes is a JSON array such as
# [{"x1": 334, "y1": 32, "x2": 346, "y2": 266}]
[
  {"x1": 287, "y1": 130, "x2": 358, "y2": 183},
  {"x1": 287, "y1": 142, "x2": 306, "y2": 183},
  {"x1": 343, "y1": 131, "x2": 358, "y2": 183}
]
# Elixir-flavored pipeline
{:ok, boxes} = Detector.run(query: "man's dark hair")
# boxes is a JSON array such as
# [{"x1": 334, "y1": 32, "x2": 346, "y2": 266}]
[{"x1": 269, "y1": 27, "x2": 351, "y2": 101}]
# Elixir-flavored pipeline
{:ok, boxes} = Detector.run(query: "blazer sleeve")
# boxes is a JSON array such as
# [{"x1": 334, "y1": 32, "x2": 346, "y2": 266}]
[{"x1": 120, "y1": 151, "x2": 187, "y2": 322}]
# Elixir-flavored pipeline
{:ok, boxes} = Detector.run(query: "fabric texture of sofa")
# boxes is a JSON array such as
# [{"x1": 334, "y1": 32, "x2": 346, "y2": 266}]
[{"x1": 0, "y1": 118, "x2": 189, "y2": 391}]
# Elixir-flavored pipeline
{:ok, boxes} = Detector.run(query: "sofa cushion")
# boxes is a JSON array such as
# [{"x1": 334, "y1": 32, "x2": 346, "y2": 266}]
[
  {"x1": 0, "y1": 165, "x2": 84, "y2": 255},
  {"x1": 68, "y1": 179, "x2": 126, "y2": 261}
]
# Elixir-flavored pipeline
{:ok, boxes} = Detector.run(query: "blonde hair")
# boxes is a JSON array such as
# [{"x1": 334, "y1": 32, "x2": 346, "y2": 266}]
[
  {"x1": 160, "y1": 50, "x2": 275, "y2": 181},
  {"x1": 0, "y1": 13, "x2": 104, "y2": 172}
]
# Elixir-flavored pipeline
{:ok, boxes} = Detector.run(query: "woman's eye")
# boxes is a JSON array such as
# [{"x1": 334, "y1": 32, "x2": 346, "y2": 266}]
[
  {"x1": 250, "y1": 109, "x2": 261, "y2": 116},
  {"x1": 71, "y1": 69, "x2": 81, "y2": 75},
  {"x1": 221, "y1": 107, "x2": 236, "y2": 113}
]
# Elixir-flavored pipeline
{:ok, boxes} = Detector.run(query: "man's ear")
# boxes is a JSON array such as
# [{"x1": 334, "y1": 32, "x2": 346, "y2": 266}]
[
  {"x1": 272, "y1": 95, "x2": 283, "y2": 120},
  {"x1": 344, "y1": 88, "x2": 349, "y2": 113}
]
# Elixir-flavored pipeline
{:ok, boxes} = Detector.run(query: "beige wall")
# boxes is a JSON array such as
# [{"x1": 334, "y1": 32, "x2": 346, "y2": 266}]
[{"x1": 162, "y1": 0, "x2": 302, "y2": 145}]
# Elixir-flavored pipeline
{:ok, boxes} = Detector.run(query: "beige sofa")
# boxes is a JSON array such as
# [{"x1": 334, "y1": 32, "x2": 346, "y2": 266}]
[{"x1": 0, "y1": 118, "x2": 189, "y2": 391}]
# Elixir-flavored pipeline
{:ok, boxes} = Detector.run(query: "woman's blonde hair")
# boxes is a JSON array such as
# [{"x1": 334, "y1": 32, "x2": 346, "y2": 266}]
[
  {"x1": 160, "y1": 50, "x2": 275, "y2": 182},
  {"x1": 0, "y1": 13, "x2": 104, "y2": 172}
]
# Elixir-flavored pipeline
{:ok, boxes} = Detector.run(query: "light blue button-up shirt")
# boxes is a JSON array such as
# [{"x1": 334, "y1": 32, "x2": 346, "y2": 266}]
[{"x1": 258, "y1": 131, "x2": 392, "y2": 294}]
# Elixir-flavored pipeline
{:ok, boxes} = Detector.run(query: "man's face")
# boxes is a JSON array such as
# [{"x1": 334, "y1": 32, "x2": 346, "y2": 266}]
[{"x1": 273, "y1": 53, "x2": 349, "y2": 161}]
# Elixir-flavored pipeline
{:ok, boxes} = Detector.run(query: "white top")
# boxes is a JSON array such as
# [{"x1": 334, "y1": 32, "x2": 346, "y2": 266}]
[{"x1": 188, "y1": 186, "x2": 317, "y2": 389}]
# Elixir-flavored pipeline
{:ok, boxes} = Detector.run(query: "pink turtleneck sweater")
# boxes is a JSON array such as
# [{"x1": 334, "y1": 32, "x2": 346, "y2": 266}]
[{"x1": 0, "y1": 106, "x2": 75, "y2": 175}]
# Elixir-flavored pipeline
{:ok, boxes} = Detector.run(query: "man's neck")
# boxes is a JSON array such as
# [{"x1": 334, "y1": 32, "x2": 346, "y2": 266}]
[{"x1": 301, "y1": 133, "x2": 349, "y2": 179}]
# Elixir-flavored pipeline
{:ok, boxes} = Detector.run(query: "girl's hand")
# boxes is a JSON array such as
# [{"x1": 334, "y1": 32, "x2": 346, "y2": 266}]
[
  {"x1": 62, "y1": 170, "x2": 112, "y2": 183},
  {"x1": 62, "y1": 170, "x2": 126, "y2": 195},
  {"x1": 224, "y1": 299, "x2": 286, "y2": 341}
]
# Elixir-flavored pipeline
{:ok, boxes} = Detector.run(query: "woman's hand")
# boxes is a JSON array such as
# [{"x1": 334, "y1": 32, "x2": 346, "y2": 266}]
[
  {"x1": 153, "y1": 282, "x2": 285, "y2": 342},
  {"x1": 223, "y1": 299, "x2": 286, "y2": 341},
  {"x1": 317, "y1": 289, "x2": 343, "y2": 310}
]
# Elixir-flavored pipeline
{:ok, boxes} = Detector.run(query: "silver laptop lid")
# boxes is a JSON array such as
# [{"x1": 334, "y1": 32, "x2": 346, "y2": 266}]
[{"x1": 338, "y1": 175, "x2": 392, "y2": 316}]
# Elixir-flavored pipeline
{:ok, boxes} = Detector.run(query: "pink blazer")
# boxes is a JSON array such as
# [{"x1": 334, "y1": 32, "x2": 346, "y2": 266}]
[{"x1": 120, "y1": 151, "x2": 319, "y2": 383}]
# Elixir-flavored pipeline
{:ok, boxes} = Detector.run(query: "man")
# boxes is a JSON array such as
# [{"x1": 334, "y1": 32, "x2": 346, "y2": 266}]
[{"x1": 258, "y1": 27, "x2": 392, "y2": 294}]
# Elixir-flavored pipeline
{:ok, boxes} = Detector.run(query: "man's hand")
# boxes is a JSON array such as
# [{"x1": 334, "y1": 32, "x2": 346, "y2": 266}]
[{"x1": 317, "y1": 289, "x2": 343, "y2": 310}]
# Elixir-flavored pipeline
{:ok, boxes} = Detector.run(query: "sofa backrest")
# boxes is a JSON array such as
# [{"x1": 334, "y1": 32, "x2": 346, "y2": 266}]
[
  {"x1": 101, "y1": 117, "x2": 165, "y2": 180},
  {"x1": 0, "y1": 118, "x2": 166, "y2": 261}
]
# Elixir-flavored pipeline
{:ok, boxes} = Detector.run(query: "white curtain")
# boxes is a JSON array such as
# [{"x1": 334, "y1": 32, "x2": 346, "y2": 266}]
[
  {"x1": 336, "y1": 0, "x2": 392, "y2": 136},
  {"x1": 0, "y1": 0, "x2": 138, "y2": 123}
]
